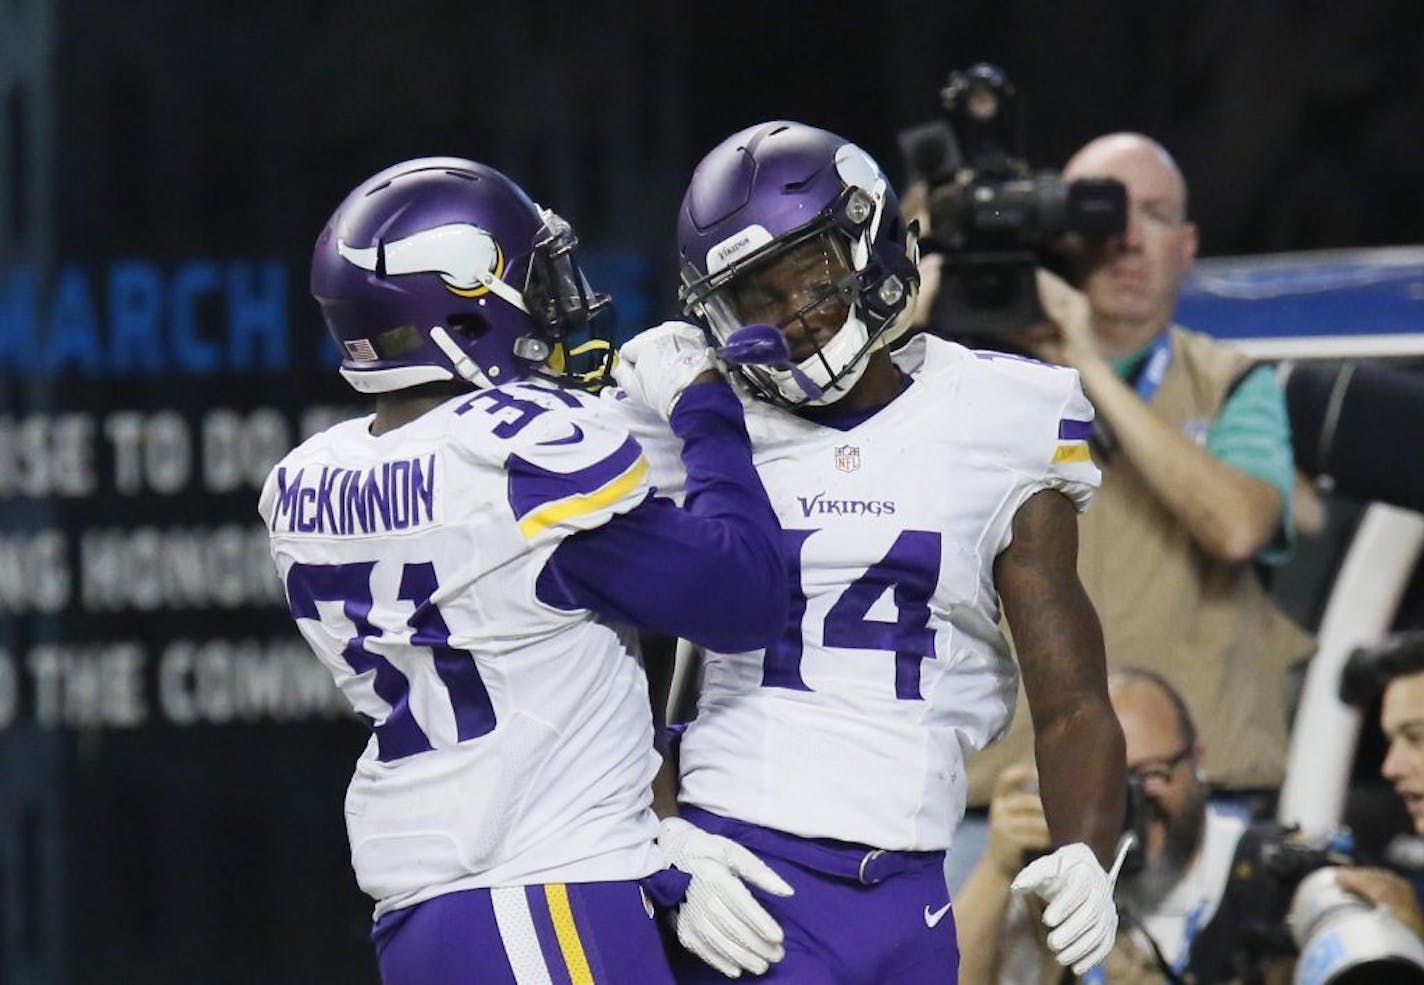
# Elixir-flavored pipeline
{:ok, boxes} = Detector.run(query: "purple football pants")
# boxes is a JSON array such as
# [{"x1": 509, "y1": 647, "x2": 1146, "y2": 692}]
[
  {"x1": 670, "y1": 807, "x2": 960, "y2": 985},
  {"x1": 373, "y1": 879, "x2": 677, "y2": 985}
]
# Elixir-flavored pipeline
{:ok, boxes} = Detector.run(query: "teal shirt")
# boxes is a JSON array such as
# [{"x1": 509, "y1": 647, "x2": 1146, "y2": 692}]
[{"x1": 1114, "y1": 338, "x2": 1296, "y2": 564}]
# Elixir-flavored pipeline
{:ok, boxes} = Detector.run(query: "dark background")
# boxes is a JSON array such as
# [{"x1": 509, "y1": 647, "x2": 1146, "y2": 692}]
[
  {"x1": 8, "y1": 1, "x2": 1424, "y2": 279},
  {"x1": 2, "y1": 2, "x2": 1422, "y2": 982}
]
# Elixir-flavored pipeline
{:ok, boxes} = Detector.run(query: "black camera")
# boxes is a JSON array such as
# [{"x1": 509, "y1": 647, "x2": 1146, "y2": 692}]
[
  {"x1": 1190, "y1": 822, "x2": 1408, "y2": 984},
  {"x1": 1253, "y1": 829, "x2": 1424, "y2": 984},
  {"x1": 897, "y1": 63, "x2": 1128, "y2": 340}
]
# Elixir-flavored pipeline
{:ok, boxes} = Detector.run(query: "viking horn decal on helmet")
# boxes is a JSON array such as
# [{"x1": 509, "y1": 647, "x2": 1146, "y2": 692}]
[
  {"x1": 337, "y1": 224, "x2": 505, "y2": 296},
  {"x1": 313, "y1": 156, "x2": 613, "y2": 394}
]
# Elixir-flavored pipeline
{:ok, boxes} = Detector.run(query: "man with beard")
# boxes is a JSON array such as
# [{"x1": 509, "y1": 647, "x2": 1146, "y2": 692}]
[{"x1": 956, "y1": 667, "x2": 1296, "y2": 984}]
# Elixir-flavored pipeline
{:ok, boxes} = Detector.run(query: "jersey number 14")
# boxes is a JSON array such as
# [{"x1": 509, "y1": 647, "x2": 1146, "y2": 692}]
[{"x1": 763, "y1": 528, "x2": 941, "y2": 700}]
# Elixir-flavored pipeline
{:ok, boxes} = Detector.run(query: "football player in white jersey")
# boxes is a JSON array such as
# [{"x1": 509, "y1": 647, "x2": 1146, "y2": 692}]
[
  {"x1": 612, "y1": 124, "x2": 1129, "y2": 983},
  {"x1": 260, "y1": 157, "x2": 795, "y2": 984}
]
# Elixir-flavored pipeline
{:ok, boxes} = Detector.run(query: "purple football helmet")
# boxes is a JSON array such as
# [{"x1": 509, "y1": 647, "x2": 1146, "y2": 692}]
[
  {"x1": 678, "y1": 122, "x2": 920, "y2": 407},
  {"x1": 312, "y1": 156, "x2": 612, "y2": 393}
]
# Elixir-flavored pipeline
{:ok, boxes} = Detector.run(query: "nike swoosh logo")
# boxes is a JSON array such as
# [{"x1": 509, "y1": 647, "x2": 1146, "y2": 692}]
[
  {"x1": 538, "y1": 424, "x2": 585, "y2": 446},
  {"x1": 924, "y1": 901, "x2": 952, "y2": 929}
]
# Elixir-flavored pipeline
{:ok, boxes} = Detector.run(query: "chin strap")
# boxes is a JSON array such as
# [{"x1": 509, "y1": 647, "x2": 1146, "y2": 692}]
[
  {"x1": 557, "y1": 337, "x2": 615, "y2": 387},
  {"x1": 471, "y1": 268, "x2": 531, "y2": 313},
  {"x1": 429, "y1": 325, "x2": 496, "y2": 387}
]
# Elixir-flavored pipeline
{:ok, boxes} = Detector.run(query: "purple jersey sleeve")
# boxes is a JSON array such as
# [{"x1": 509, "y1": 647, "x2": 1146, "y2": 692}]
[{"x1": 536, "y1": 380, "x2": 787, "y2": 652}]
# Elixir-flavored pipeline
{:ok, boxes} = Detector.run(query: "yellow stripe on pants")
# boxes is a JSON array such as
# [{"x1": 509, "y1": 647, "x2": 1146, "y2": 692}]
[{"x1": 544, "y1": 883, "x2": 595, "y2": 985}]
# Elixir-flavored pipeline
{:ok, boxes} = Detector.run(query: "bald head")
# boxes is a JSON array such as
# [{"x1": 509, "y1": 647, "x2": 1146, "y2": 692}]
[
  {"x1": 1110, "y1": 668, "x2": 1210, "y2": 877},
  {"x1": 1061, "y1": 132, "x2": 1198, "y2": 352},
  {"x1": 1109, "y1": 668, "x2": 1196, "y2": 752},
  {"x1": 1065, "y1": 132, "x2": 1189, "y2": 222}
]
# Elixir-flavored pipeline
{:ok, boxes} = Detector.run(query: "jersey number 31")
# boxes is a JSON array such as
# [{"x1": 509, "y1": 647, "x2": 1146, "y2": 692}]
[{"x1": 286, "y1": 560, "x2": 495, "y2": 762}]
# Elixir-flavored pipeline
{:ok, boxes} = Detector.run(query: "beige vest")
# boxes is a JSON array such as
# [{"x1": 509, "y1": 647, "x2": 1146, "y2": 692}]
[{"x1": 968, "y1": 326, "x2": 1314, "y2": 804}]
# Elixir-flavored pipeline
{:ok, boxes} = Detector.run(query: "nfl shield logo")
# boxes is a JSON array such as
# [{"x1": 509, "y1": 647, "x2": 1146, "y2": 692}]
[{"x1": 834, "y1": 445, "x2": 861, "y2": 472}]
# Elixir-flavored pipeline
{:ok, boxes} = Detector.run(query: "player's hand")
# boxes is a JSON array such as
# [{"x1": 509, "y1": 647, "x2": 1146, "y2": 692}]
[
  {"x1": 613, "y1": 321, "x2": 720, "y2": 418},
  {"x1": 987, "y1": 764, "x2": 1051, "y2": 880},
  {"x1": 910, "y1": 252, "x2": 943, "y2": 329},
  {"x1": 657, "y1": 816, "x2": 794, "y2": 978},
  {"x1": 1009, "y1": 270, "x2": 1098, "y2": 368},
  {"x1": 1011, "y1": 842, "x2": 1120, "y2": 975}
]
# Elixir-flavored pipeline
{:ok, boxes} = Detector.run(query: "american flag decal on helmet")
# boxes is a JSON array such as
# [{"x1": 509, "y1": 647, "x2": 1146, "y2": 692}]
[{"x1": 345, "y1": 339, "x2": 379, "y2": 362}]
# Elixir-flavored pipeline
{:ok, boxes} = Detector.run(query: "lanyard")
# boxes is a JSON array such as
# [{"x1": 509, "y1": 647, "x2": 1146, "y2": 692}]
[
  {"x1": 1130, "y1": 333, "x2": 1174, "y2": 405},
  {"x1": 1172, "y1": 901, "x2": 1208, "y2": 976},
  {"x1": 1080, "y1": 898, "x2": 1206, "y2": 984},
  {"x1": 1093, "y1": 333, "x2": 1173, "y2": 466}
]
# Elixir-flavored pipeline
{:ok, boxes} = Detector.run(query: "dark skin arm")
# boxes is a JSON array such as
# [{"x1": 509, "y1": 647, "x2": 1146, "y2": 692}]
[
  {"x1": 641, "y1": 630, "x2": 682, "y2": 819},
  {"x1": 994, "y1": 489, "x2": 1126, "y2": 865}
]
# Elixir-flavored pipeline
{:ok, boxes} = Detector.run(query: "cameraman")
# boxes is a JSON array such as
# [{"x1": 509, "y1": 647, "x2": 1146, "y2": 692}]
[
  {"x1": 956, "y1": 667, "x2": 1297, "y2": 985},
  {"x1": 965, "y1": 132, "x2": 1312, "y2": 809},
  {"x1": 1334, "y1": 632, "x2": 1424, "y2": 940}
]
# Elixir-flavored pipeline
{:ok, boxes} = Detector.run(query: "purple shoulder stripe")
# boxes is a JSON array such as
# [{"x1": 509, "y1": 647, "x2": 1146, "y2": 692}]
[
  {"x1": 506, "y1": 434, "x2": 643, "y2": 519},
  {"x1": 1058, "y1": 419, "x2": 1093, "y2": 441}
]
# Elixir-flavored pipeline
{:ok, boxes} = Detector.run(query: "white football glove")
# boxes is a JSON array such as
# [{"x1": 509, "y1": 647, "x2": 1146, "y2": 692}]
[
  {"x1": 657, "y1": 816, "x2": 794, "y2": 978},
  {"x1": 613, "y1": 321, "x2": 719, "y2": 418},
  {"x1": 1010, "y1": 841, "x2": 1122, "y2": 975}
]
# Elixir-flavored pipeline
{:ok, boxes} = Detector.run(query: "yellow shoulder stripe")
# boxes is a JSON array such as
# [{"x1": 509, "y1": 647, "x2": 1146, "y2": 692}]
[
  {"x1": 1052, "y1": 443, "x2": 1093, "y2": 464},
  {"x1": 517, "y1": 455, "x2": 649, "y2": 539}
]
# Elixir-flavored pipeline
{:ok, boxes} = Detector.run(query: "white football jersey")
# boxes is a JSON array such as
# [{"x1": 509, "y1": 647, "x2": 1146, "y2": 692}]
[
  {"x1": 613, "y1": 333, "x2": 1099, "y2": 851},
  {"x1": 259, "y1": 380, "x2": 661, "y2": 917}
]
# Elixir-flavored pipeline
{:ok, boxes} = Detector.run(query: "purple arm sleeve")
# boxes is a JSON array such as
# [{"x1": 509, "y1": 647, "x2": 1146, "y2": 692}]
[{"x1": 536, "y1": 381, "x2": 787, "y2": 652}]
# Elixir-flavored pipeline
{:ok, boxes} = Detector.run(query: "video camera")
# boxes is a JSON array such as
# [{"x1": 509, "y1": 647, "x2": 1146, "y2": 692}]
[
  {"x1": 1117, "y1": 777, "x2": 1424, "y2": 983},
  {"x1": 1158, "y1": 817, "x2": 1424, "y2": 983},
  {"x1": 896, "y1": 63, "x2": 1128, "y2": 340},
  {"x1": 1264, "y1": 834, "x2": 1424, "y2": 984}
]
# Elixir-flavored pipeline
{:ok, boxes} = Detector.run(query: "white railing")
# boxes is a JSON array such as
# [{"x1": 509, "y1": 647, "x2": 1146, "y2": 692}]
[{"x1": 1278, "y1": 503, "x2": 1424, "y2": 836}]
